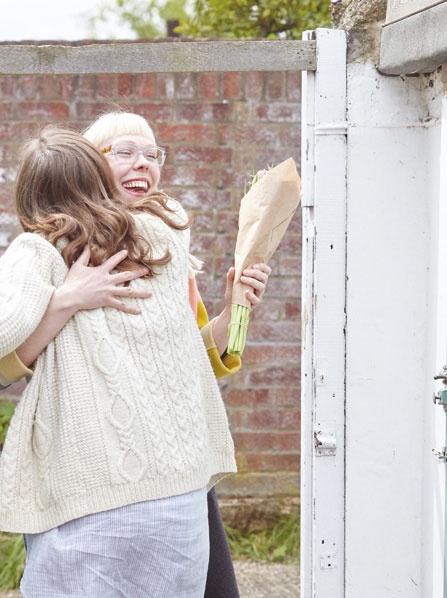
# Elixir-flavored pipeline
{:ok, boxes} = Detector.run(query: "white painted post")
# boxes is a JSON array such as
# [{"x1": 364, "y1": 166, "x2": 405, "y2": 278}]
[
  {"x1": 301, "y1": 28, "x2": 347, "y2": 597},
  {"x1": 432, "y1": 69, "x2": 447, "y2": 598},
  {"x1": 344, "y1": 62, "x2": 442, "y2": 598}
]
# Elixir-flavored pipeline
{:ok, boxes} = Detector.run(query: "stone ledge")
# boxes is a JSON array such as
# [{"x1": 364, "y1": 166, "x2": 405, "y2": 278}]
[
  {"x1": 217, "y1": 471, "x2": 299, "y2": 498},
  {"x1": 379, "y1": 2, "x2": 447, "y2": 74}
]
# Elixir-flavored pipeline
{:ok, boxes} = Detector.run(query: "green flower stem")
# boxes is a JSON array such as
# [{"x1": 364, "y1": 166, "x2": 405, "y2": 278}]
[{"x1": 227, "y1": 303, "x2": 250, "y2": 356}]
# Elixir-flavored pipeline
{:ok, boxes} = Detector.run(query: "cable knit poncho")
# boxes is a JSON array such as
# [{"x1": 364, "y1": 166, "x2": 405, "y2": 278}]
[{"x1": 0, "y1": 201, "x2": 237, "y2": 534}]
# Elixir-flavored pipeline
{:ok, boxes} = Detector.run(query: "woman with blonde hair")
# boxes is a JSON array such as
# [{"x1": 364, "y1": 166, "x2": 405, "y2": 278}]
[{"x1": 83, "y1": 110, "x2": 272, "y2": 597}]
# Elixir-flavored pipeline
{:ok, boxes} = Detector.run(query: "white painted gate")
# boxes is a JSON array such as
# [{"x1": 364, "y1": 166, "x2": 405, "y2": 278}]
[
  {"x1": 300, "y1": 28, "x2": 347, "y2": 598},
  {"x1": 301, "y1": 27, "x2": 447, "y2": 598}
]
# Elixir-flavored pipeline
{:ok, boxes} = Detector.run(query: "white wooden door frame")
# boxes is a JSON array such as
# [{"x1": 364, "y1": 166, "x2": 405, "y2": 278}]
[
  {"x1": 301, "y1": 28, "x2": 347, "y2": 598},
  {"x1": 433, "y1": 70, "x2": 447, "y2": 598}
]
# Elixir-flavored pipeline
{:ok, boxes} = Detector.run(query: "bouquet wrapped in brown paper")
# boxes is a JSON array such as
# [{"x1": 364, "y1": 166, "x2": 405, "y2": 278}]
[{"x1": 227, "y1": 157, "x2": 301, "y2": 355}]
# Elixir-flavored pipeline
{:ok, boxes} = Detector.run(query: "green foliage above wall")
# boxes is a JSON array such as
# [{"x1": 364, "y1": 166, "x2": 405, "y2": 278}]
[{"x1": 86, "y1": 0, "x2": 331, "y2": 40}]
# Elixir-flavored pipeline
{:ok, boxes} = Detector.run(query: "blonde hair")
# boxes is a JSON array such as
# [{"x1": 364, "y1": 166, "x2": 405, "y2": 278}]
[
  {"x1": 83, "y1": 110, "x2": 191, "y2": 232},
  {"x1": 14, "y1": 125, "x2": 173, "y2": 276},
  {"x1": 83, "y1": 111, "x2": 156, "y2": 149}
]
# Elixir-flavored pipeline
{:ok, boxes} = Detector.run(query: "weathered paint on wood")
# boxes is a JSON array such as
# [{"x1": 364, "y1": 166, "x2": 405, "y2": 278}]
[
  {"x1": 344, "y1": 62, "x2": 443, "y2": 598},
  {"x1": 0, "y1": 40, "x2": 316, "y2": 74},
  {"x1": 301, "y1": 28, "x2": 347, "y2": 598}
]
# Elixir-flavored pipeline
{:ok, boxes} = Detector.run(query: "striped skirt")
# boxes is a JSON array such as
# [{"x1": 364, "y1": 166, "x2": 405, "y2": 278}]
[{"x1": 20, "y1": 487, "x2": 209, "y2": 597}]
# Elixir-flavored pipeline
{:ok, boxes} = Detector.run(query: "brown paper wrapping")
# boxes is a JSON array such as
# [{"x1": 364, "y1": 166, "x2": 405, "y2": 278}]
[{"x1": 232, "y1": 157, "x2": 302, "y2": 307}]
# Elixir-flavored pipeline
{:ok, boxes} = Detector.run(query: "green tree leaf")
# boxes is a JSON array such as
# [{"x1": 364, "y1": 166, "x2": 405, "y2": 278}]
[{"x1": 86, "y1": 0, "x2": 331, "y2": 40}]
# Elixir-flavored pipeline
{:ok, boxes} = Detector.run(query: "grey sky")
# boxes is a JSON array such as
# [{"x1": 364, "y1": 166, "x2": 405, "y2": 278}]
[{"x1": 0, "y1": 0, "x2": 135, "y2": 42}]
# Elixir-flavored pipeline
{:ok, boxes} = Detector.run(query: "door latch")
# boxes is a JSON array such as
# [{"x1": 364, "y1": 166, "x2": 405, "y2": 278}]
[
  {"x1": 432, "y1": 366, "x2": 447, "y2": 461},
  {"x1": 432, "y1": 447, "x2": 447, "y2": 463},
  {"x1": 433, "y1": 365, "x2": 447, "y2": 406}
]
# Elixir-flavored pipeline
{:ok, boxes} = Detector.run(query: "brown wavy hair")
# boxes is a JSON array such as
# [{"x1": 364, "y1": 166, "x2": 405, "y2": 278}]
[{"x1": 14, "y1": 126, "x2": 189, "y2": 276}]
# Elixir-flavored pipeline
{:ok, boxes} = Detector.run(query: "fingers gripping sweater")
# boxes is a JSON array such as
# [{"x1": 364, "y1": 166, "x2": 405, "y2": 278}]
[{"x1": 0, "y1": 206, "x2": 237, "y2": 534}]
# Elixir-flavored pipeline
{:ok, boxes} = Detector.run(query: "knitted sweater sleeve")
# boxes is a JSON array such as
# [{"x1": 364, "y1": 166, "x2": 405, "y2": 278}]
[{"x1": 0, "y1": 233, "x2": 58, "y2": 359}]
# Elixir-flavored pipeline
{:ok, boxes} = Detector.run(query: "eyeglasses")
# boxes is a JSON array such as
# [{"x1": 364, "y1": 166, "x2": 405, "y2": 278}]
[{"x1": 101, "y1": 143, "x2": 166, "y2": 167}]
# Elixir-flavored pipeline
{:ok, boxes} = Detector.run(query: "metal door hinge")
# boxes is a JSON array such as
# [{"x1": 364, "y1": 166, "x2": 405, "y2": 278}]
[{"x1": 314, "y1": 427, "x2": 336, "y2": 456}]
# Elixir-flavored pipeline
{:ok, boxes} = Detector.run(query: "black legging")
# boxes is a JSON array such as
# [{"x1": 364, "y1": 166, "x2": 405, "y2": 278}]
[{"x1": 204, "y1": 487, "x2": 240, "y2": 597}]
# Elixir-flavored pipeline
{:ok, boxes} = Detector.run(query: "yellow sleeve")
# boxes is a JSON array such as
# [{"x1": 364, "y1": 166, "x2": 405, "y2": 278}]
[
  {"x1": 197, "y1": 299, "x2": 241, "y2": 379},
  {"x1": 0, "y1": 351, "x2": 33, "y2": 387}
]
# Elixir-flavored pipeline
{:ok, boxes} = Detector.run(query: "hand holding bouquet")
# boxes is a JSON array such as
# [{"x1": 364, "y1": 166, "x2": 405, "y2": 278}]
[{"x1": 227, "y1": 158, "x2": 301, "y2": 356}]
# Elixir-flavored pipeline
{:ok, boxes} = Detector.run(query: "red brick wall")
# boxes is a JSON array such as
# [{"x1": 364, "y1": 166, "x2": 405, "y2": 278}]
[{"x1": 0, "y1": 66, "x2": 301, "y2": 501}]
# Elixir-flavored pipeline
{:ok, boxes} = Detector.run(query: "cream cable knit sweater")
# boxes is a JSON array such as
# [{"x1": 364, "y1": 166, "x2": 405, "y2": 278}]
[{"x1": 0, "y1": 203, "x2": 236, "y2": 533}]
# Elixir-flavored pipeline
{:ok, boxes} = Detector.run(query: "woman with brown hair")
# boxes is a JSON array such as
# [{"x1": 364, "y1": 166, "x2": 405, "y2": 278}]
[
  {"x1": 0, "y1": 125, "x2": 237, "y2": 597},
  {"x1": 1, "y1": 113, "x2": 271, "y2": 597}
]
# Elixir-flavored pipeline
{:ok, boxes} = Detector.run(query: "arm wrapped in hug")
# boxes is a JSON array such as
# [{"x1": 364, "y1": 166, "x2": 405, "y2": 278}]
[{"x1": 0, "y1": 233, "x2": 59, "y2": 359}]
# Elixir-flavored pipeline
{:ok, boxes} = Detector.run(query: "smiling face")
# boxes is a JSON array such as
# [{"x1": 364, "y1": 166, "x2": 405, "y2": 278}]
[{"x1": 104, "y1": 134, "x2": 162, "y2": 202}]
